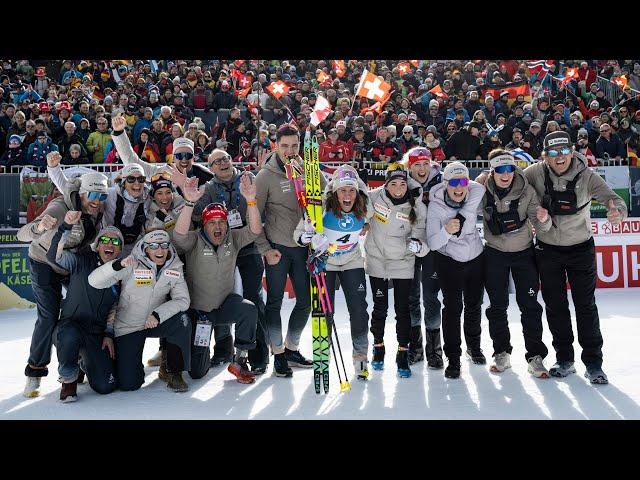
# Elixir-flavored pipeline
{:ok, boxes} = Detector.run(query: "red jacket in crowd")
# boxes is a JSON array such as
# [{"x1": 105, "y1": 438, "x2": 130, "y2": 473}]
[{"x1": 319, "y1": 139, "x2": 350, "y2": 163}]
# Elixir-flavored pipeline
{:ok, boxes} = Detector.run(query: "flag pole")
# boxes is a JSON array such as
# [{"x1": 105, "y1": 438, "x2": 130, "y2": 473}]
[{"x1": 348, "y1": 69, "x2": 367, "y2": 116}]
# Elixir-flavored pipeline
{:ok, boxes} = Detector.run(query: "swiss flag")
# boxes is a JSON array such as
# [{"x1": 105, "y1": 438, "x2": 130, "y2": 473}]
[
  {"x1": 317, "y1": 70, "x2": 332, "y2": 85},
  {"x1": 410, "y1": 60, "x2": 420, "y2": 68},
  {"x1": 235, "y1": 86, "x2": 251, "y2": 98},
  {"x1": 238, "y1": 73, "x2": 253, "y2": 88},
  {"x1": 333, "y1": 60, "x2": 346, "y2": 78},
  {"x1": 429, "y1": 84, "x2": 448, "y2": 99},
  {"x1": 397, "y1": 62, "x2": 411, "y2": 75},
  {"x1": 561, "y1": 67, "x2": 580, "y2": 86},
  {"x1": 310, "y1": 95, "x2": 332, "y2": 126},
  {"x1": 266, "y1": 80, "x2": 289, "y2": 99},
  {"x1": 613, "y1": 75, "x2": 628, "y2": 89},
  {"x1": 355, "y1": 69, "x2": 392, "y2": 102},
  {"x1": 234, "y1": 60, "x2": 246, "y2": 67},
  {"x1": 362, "y1": 90, "x2": 391, "y2": 115}
]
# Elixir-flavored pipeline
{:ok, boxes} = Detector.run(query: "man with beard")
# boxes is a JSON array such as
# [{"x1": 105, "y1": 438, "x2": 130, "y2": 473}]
[{"x1": 18, "y1": 159, "x2": 109, "y2": 398}]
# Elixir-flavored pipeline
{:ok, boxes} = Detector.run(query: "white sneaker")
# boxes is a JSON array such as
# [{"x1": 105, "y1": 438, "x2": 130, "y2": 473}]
[
  {"x1": 354, "y1": 360, "x2": 369, "y2": 381},
  {"x1": 24, "y1": 377, "x2": 41, "y2": 398},
  {"x1": 527, "y1": 355, "x2": 550, "y2": 379},
  {"x1": 147, "y1": 350, "x2": 163, "y2": 367},
  {"x1": 490, "y1": 352, "x2": 511, "y2": 373}
]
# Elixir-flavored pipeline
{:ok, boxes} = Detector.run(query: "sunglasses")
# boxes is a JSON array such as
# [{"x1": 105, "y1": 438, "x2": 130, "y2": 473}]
[
  {"x1": 447, "y1": 178, "x2": 469, "y2": 187},
  {"x1": 174, "y1": 152, "x2": 194, "y2": 161},
  {"x1": 546, "y1": 147, "x2": 571, "y2": 157},
  {"x1": 98, "y1": 235, "x2": 122, "y2": 246},
  {"x1": 146, "y1": 242, "x2": 170, "y2": 250},
  {"x1": 126, "y1": 176, "x2": 146, "y2": 184},
  {"x1": 494, "y1": 164, "x2": 516, "y2": 174},
  {"x1": 87, "y1": 191, "x2": 108, "y2": 201}
]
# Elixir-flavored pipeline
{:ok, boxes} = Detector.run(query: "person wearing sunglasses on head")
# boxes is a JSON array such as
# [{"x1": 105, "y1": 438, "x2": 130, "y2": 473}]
[
  {"x1": 88, "y1": 230, "x2": 192, "y2": 393},
  {"x1": 173, "y1": 174, "x2": 262, "y2": 384},
  {"x1": 426, "y1": 161, "x2": 485, "y2": 379},
  {"x1": 110, "y1": 115, "x2": 213, "y2": 193},
  {"x1": 401, "y1": 147, "x2": 445, "y2": 369},
  {"x1": 523, "y1": 131, "x2": 627, "y2": 384},
  {"x1": 46, "y1": 218, "x2": 124, "y2": 402},
  {"x1": 480, "y1": 149, "x2": 552, "y2": 378},
  {"x1": 365, "y1": 162, "x2": 429, "y2": 378},
  {"x1": 17, "y1": 163, "x2": 109, "y2": 398}
]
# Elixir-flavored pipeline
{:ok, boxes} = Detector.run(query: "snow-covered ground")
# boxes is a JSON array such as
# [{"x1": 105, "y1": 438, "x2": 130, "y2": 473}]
[{"x1": 1, "y1": 288, "x2": 639, "y2": 420}]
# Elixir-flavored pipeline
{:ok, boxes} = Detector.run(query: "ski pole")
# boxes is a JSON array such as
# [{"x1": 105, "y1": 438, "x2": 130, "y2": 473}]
[{"x1": 320, "y1": 273, "x2": 350, "y2": 392}]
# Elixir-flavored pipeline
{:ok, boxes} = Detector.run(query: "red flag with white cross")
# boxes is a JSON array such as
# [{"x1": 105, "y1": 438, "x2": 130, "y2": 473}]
[
  {"x1": 317, "y1": 70, "x2": 332, "y2": 85},
  {"x1": 397, "y1": 62, "x2": 411, "y2": 75},
  {"x1": 266, "y1": 80, "x2": 289, "y2": 99},
  {"x1": 333, "y1": 60, "x2": 346, "y2": 78},
  {"x1": 355, "y1": 69, "x2": 392, "y2": 102}
]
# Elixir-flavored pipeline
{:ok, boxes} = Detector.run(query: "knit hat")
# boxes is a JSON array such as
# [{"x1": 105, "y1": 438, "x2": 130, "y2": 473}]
[
  {"x1": 79, "y1": 172, "x2": 109, "y2": 194},
  {"x1": 91, "y1": 226, "x2": 124, "y2": 252},
  {"x1": 489, "y1": 153, "x2": 515, "y2": 169},
  {"x1": 385, "y1": 163, "x2": 408, "y2": 185},
  {"x1": 429, "y1": 99, "x2": 439, "y2": 109},
  {"x1": 407, "y1": 147, "x2": 432, "y2": 167},
  {"x1": 173, "y1": 137, "x2": 194, "y2": 154},
  {"x1": 143, "y1": 229, "x2": 171, "y2": 245},
  {"x1": 543, "y1": 131, "x2": 572, "y2": 151},
  {"x1": 151, "y1": 178, "x2": 173, "y2": 195},
  {"x1": 442, "y1": 161, "x2": 469, "y2": 181},
  {"x1": 201, "y1": 203, "x2": 228, "y2": 224},
  {"x1": 8, "y1": 134, "x2": 21, "y2": 145},
  {"x1": 332, "y1": 165, "x2": 359, "y2": 192},
  {"x1": 120, "y1": 164, "x2": 145, "y2": 177},
  {"x1": 577, "y1": 128, "x2": 589, "y2": 138}
]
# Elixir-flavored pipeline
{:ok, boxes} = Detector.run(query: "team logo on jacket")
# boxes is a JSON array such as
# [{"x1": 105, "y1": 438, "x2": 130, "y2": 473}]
[
  {"x1": 375, "y1": 289, "x2": 384, "y2": 297},
  {"x1": 528, "y1": 287, "x2": 535, "y2": 296},
  {"x1": 164, "y1": 269, "x2": 181, "y2": 278},
  {"x1": 358, "y1": 283, "x2": 365, "y2": 291}
]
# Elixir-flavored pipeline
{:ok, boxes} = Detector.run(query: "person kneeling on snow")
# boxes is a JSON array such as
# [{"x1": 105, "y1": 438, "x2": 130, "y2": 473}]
[
  {"x1": 47, "y1": 217, "x2": 124, "y2": 403},
  {"x1": 88, "y1": 230, "x2": 192, "y2": 393},
  {"x1": 173, "y1": 173, "x2": 263, "y2": 384}
]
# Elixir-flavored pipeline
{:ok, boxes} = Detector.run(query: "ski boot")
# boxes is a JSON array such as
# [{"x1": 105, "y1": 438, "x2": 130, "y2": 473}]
[
  {"x1": 228, "y1": 356, "x2": 257, "y2": 384},
  {"x1": 396, "y1": 348, "x2": 412, "y2": 378},
  {"x1": 354, "y1": 359, "x2": 369, "y2": 381},
  {"x1": 408, "y1": 326, "x2": 424, "y2": 365}
]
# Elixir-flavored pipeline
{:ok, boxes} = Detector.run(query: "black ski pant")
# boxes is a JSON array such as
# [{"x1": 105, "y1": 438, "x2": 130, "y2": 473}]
[
  {"x1": 535, "y1": 238, "x2": 603, "y2": 368},
  {"x1": 189, "y1": 294, "x2": 257, "y2": 380},
  {"x1": 114, "y1": 312, "x2": 192, "y2": 391},
  {"x1": 435, "y1": 251, "x2": 484, "y2": 360},
  {"x1": 409, "y1": 251, "x2": 442, "y2": 331},
  {"x1": 238, "y1": 253, "x2": 269, "y2": 368},
  {"x1": 325, "y1": 268, "x2": 369, "y2": 361},
  {"x1": 369, "y1": 277, "x2": 412, "y2": 348},
  {"x1": 484, "y1": 246, "x2": 548, "y2": 361}
]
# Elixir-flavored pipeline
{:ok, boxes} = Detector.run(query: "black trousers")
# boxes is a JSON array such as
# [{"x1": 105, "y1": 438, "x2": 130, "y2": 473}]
[
  {"x1": 237, "y1": 253, "x2": 269, "y2": 367},
  {"x1": 369, "y1": 277, "x2": 412, "y2": 347},
  {"x1": 484, "y1": 246, "x2": 547, "y2": 360},
  {"x1": 535, "y1": 238, "x2": 603, "y2": 368},
  {"x1": 435, "y1": 251, "x2": 485, "y2": 360},
  {"x1": 409, "y1": 252, "x2": 442, "y2": 331}
]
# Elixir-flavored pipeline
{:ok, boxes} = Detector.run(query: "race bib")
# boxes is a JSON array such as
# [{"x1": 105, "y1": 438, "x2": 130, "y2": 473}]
[
  {"x1": 134, "y1": 269, "x2": 153, "y2": 286},
  {"x1": 228, "y1": 209, "x2": 243, "y2": 229},
  {"x1": 194, "y1": 320, "x2": 212, "y2": 347}
]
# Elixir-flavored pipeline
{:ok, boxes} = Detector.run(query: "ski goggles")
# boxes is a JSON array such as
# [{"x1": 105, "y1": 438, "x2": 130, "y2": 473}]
[
  {"x1": 546, "y1": 147, "x2": 571, "y2": 157},
  {"x1": 86, "y1": 191, "x2": 108, "y2": 201},
  {"x1": 447, "y1": 178, "x2": 469, "y2": 187},
  {"x1": 145, "y1": 242, "x2": 170, "y2": 250},
  {"x1": 174, "y1": 152, "x2": 194, "y2": 161},
  {"x1": 98, "y1": 235, "x2": 122, "y2": 246},
  {"x1": 494, "y1": 164, "x2": 516, "y2": 174},
  {"x1": 125, "y1": 175, "x2": 147, "y2": 184}
]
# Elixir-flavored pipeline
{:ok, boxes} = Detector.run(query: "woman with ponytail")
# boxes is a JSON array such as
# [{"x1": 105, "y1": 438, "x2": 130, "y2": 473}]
[{"x1": 364, "y1": 162, "x2": 428, "y2": 378}]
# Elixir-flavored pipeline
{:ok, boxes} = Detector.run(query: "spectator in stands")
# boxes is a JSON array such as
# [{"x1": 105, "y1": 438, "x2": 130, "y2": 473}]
[
  {"x1": 445, "y1": 121, "x2": 481, "y2": 161},
  {"x1": 195, "y1": 131, "x2": 213, "y2": 163},
  {"x1": 164, "y1": 123, "x2": 184, "y2": 163},
  {"x1": 576, "y1": 128, "x2": 597, "y2": 166},
  {"x1": 397, "y1": 125, "x2": 419, "y2": 154},
  {"x1": 595, "y1": 123, "x2": 626, "y2": 160},
  {"x1": 86, "y1": 117, "x2": 112, "y2": 163},
  {"x1": 62, "y1": 144, "x2": 88, "y2": 165},
  {"x1": 134, "y1": 128, "x2": 161, "y2": 163},
  {"x1": 366, "y1": 126, "x2": 400, "y2": 165},
  {"x1": 0, "y1": 134, "x2": 25, "y2": 169},
  {"x1": 213, "y1": 80, "x2": 237, "y2": 111},
  {"x1": 58, "y1": 121, "x2": 88, "y2": 160},
  {"x1": 521, "y1": 120, "x2": 544, "y2": 159},
  {"x1": 26, "y1": 131, "x2": 58, "y2": 167},
  {"x1": 319, "y1": 128, "x2": 350, "y2": 163}
]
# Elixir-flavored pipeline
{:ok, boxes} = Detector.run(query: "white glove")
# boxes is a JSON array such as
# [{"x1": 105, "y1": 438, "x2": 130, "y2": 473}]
[
  {"x1": 311, "y1": 233, "x2": 330, "y2": 253},
  {"x1": 300, "y1": 231, "x2": 315, "y2": 245},
  {"x1": 408, "y1": 239, "x2": 422, "y2": 254}
]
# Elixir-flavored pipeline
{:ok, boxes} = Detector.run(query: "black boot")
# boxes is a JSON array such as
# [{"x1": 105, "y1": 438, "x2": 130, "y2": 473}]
[
  {"x1": 408, "y1": 326, "x2": 424, "y2": 365},
  {"x1": 466, "y1": 348, "x2": 486, "y2": 365},
  {"x1": 396, "y1": 348, "x2": 411, "y2": 378},
  {"x1": 425, "y1": 329, "x2": 444, "y2": 369},
  {"x1": 445, "y1": 358, "x2": 461, "y2": 379},
  {"x1": 372, "y1": 343, "x2": 385, "y2": 370}
]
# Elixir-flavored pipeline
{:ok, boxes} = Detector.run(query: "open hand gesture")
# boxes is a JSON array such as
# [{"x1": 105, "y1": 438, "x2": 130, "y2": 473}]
[
  {"x1": 183, "y1": 176, "x2": 203, "y2": 203},
  {"x1": 111, "y1": 115, "x2": 126, "y2": 132},
  {"x1": 239, "y1": 171, "x2": 256, "y2": 202}
]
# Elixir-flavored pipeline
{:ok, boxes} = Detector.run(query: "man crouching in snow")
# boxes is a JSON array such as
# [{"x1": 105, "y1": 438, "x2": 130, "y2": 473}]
[
  {"x1": 47, "y1": 215, "x2": 124, "y2": 403},
  {"x1": 172, "y1": 171, "x2": 263, "y2": 384}
]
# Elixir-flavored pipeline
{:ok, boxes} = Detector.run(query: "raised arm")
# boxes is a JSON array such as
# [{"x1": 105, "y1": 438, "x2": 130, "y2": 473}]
[{"x1": 111, "y1": 115, "x2": 165, "y2": 179}]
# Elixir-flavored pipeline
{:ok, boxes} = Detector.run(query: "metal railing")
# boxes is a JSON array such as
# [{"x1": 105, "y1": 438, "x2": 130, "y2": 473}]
[{"x1": 596, "y1": 75, "x2": 640, "y2": 107}]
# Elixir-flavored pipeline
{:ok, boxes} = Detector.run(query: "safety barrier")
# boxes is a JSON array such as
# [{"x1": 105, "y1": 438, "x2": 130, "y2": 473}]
[{"x1": 596, "y1": 75, "x2": 640, "y2": 107}]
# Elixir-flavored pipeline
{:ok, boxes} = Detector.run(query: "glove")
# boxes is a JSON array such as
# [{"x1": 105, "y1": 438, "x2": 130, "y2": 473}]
[
  {"x1": 311, "y1": 233, "x2": 330, "y2": 253},
  {"x1": 454, "y1": 213, "x2": 466, "y2": 237},
  {"x1": 299, "y1": 231, "x2": 314, "y2": 245},
  {"x1": 408, "y1": 238, "x2": 422, "y2": 254}
]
